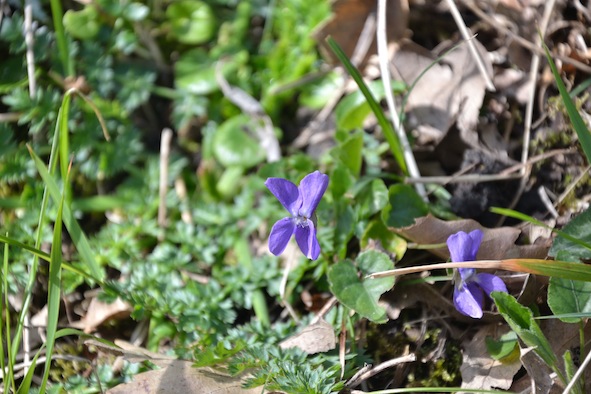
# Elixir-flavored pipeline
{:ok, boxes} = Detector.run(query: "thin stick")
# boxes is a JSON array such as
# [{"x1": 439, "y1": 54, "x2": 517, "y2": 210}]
[
  {"x1": 368, "y1": 260, "x2": 506, "y2": 279},
  {"x1": 158, "y1": 128, "x2": 173, "y2": 231},
  {"x1": 24, "y1": 0, "x2": 36, "y2": 98},
  {"x1": 556, "y1": 165, "x2": 591, "y2": 207},
  {"x1": 522, "y1": 0, "x2": 557, "y2": 175},
  {"x1": 0, "y1": 112, "x2": 21, "y2": 122},
  {"x1": 405, "y1": 147, "x2": 575, "y2": 184},
  {"x1": 174, "y1": 177, "x2": 193, "y2": 225},
  {"x1": 538, "y1": 186, "x2": 559, "y2": 219},
  {"x1": 377, "y1": 0, "x2": 427, "y2": 200},
  {"x1": 23, "y1": 0, "x2": 36, "y2": 374},
  {"x1": 444, "y1": 0, "x2": 495, "y2": 91},
  {"x1": 405, "y1": 172, "x2": 522, "y2": 185},
  {"x1": 310, "y1": 296, "x2": 338, "y2": 325},
  {"x1": 345, "y1": 353, "x2": 417, "y2": 389}
]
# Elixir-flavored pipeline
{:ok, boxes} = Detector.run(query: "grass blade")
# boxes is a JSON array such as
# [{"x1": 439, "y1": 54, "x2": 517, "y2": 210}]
[
  {"x1": 1, "y1": 242, "x2": 15, "y2": 393},
  {"x1": 39, "y1": 167, "x2": 66, "y2": 393},
  {"x1": 49, "y1": 0, "x2": 73, "y2": 76},
  {"x1": 491, "y1": 207, "x2": 591, "y2": 252},
  {"x1": 28, "y1": 146, "x2": 104, "y2": 282},
  {"x1": 16, "y1": 351, "x2": 41, "y2": 394},
  {"x1": 0, "y1": 234, "x2": 53, "y2": 263},
  {"x1": 542, "y1": 41, "x2": 591, "y2": 164},
  {"x1": 326, "y1": 37, "x2": 408, "y2": 174}
]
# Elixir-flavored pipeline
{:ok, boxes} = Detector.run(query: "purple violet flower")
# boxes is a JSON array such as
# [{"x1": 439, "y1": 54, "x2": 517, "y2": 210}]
[
  {"x1": 447, "y1": 229, "x2": 508, "y2": 319},
  {"x1": 265, "y1": 171, "x2": 329, "y2": 260}
]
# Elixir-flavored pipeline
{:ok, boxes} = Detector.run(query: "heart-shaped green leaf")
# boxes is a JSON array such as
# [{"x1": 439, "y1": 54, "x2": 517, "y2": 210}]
[
  {"x1": 356, "y1": 178, "x2": 388, "y2": 219},
  {"x1": 212, "y1": 115, "x2": 265, "y2": 169},
  {"x1": 63, "y1": 6, "x2": 99, "y2": 40},
  {"x1": 381, "y1": 184, "x2": 428, "y2": 228},
  {"x1": 328, "y1": 250, "x2": 395, "y2": 323},
  {"x1": 166, "y1": 1, "x2": 216, "y2": 45},
  {"x1": 548, "y1": 277, "x2": 591, "y2": 323},
  {"x1": 549, "y1": 207, "x2": 591, "y2": 262}
]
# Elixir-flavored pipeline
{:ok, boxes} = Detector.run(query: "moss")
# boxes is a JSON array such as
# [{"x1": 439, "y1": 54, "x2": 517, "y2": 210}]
[
  {"x1": 407, "y1": 329, "x2": 462, "y2": 387},
  {"x1": 364, "y1": 322, "x2": 462, "y2": 389},
  {"x1": 49, "y1": 343, "x2": 87, "y2": 383}
]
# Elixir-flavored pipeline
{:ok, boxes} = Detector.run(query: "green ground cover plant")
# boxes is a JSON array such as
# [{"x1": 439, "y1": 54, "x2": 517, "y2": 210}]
[{"x1": 2, "y1": 0, "x2": 591, "y2": 393}]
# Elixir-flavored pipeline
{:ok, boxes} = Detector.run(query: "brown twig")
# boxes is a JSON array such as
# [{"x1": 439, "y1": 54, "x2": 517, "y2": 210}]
[
  {"x1": 158, "y1": 128, "x2": 173, "y2": 233},
  {"x1": 345, "y1": 353, "x2": 417, "y2": 389},
  {"x1": 445, "y1": 0, "x2": 495, "y2": 91}
]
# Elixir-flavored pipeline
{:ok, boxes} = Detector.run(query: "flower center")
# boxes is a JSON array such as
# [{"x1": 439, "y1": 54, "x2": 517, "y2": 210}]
[
  {"x1": 294, "y1": 215, "x2": 309, "y2": 228},
  {"x1": 454, "y1": 268, "x2": 477, "y2": 290}
]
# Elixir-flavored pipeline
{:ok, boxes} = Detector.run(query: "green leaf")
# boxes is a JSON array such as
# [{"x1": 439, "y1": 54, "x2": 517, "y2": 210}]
[
  {"x1": 512, "y1": 258, "x2": 591, "y2": 282},
  {"x1": 299, "y1": 71, "x2": 344, "y2": 109},
  {"x1": 548, "y1": 277, "x2": 591, "y2": 323},
  {"x1": 333, "y1": 203, "x2": 355, "y2": 258},
  {"x1": 0, "y1": 57, "x2": 29, "y2": 94},
  {"x1": 563, "y1": 350, "x2": 583, "y2": 394},
  {"x1": 381, "y1": 184, "x2": 428, "y2": 228},
  {"x1": 333, "y1": 131, "x2": 363, "y2": 176},
  {"x1": 360, "y1": 218, "x2": 407, "y2": 261},
  {"x1": 492, "y1": 292, "x2": 559, "y2": 373},
  {"x1": 334, "y1": 81, "x2": 406, "y2": 131},
  {"x1": 63, "y1": 6, "x2": 100, "y2": 40},
  {"x1": 335, "y1": 85, "x2": 380, "y2": 130},
  {"x1": 166, "y1": 1, "x2": 216, "y2": 45},
  {"x1": 549, "y1": 207, "x2": 591, "y2": 261},
  {"x1": 329, "y1": 165, "x2": 354, "y2": 199},
  {"x1": 175, "y1": 49, "x2": 246, "y2": 95},
  {"x1": 212, "y1": 115, "x2": 266, "y2": 168},
  {"x1": 356, "y1": 178, "x2": 389, "y2": 219},
  {"x1": 328, "y1": 250, "x2": 395, "y2": 323},
  {"x1": 485, "y1": 331, "x2": 519, "y2": 361},
  {"x1": 122, "y1": 2, "x2": 149, "y2": 21},
  {"x1": 217, "y1": 166, "x2": 245, "y2": 198}
]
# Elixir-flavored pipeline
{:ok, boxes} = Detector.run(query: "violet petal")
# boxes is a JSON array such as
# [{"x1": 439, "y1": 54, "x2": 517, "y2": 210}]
[
  {"x1": 268, "y1": 217, "x2": 296, "y2": 256},
  {"x1": 454, "y1": 282, "x2": 484, "y2": 318},
  {"x1": 447, "y1": 229, "x2": 483, "y2": 262},
  {"x1": 476, "y1": 273, "x2": 508, "y2": 297},
  {"x1": 298, "y1": 171, "x2": 329, "y2": 218},
  {"x1": 294, "y1": 220, "x2": 321, "y2": 260},
  {"x1": 265, "y1": 178, "x2": 301, "y2": 216}
]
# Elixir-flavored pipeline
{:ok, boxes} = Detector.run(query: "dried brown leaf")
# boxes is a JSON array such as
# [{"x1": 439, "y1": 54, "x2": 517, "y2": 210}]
[
  {"x1": 106, "y1": 361, "x2": 265, "y2": 394},
  {"x1": 460, "y1": 324, "x2": 521, "y2": 391},
  {"x1": 71, "y1": 297, "x2": 132, "y2": 333},
  {"x1": 517, "y1": 347, "x2": 558, "y2": 394},
  {"x1": 279, "y1": 319, "x2": 336, "y2": 354},
  {"x1": 393, "y1": 215, "x2": 549, "y2": 260},
  {"x1": 314, "y1": 0, "x2": 408, "y2": 67},
  {"x1": 392, "y1": 39, "x2": 492, "y2": 146}
]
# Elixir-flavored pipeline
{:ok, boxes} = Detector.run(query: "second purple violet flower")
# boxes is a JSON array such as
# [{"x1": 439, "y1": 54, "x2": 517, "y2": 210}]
[{"x1": 447, "y1": 229, "x2": 508, "y2": 318}]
